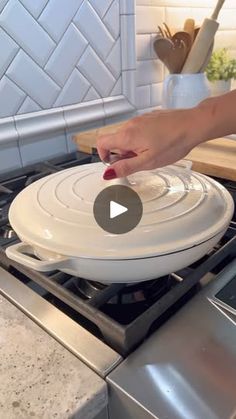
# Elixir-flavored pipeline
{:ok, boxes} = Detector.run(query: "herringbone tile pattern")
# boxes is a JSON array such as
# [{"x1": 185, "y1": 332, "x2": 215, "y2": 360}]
[{"x1": 0, "y1": 0, "x2": 121, "y2": 118}]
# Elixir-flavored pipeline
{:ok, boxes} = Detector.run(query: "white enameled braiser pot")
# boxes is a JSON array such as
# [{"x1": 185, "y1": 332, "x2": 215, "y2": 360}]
[{"x1": 6, "y1": 162, "x2": 234, "y2": 284}]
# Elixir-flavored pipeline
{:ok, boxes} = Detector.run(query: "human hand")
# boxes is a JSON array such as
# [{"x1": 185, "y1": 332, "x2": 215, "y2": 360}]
[{"x1": 97, "y1": 108, "x2": 203, "y2": 180}]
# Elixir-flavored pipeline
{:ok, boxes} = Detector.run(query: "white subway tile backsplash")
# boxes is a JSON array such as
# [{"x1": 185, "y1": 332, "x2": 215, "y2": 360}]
[
  {"x1": 122, "y1": 70, "x2": 136, "y2": 105},
  {"x1": 78, "y1": 46, "x2": 116, "y2": 97},
  {"x1": 120, "y1": 0, "x2": 135, "y2": 15},
  {"x1": 89, "y1": 0, "x2": 113, "y2": 19},
  {"x1": 151, "y1": 82, "x2": 162, "y2": 107},
  {"x1": 54, "y1": 69, "x2": 90, "y2": 107},
  {"x1": 0, "y1": 0, "x2": 8, "y2": 13},
  {"x1": 0, "y1": 28, "x2": 19, "y2": 79},
  {"x1": 17, "y1": 97, "x2": 41, "y2": 114},
  {"x1": 136, "y1": 6, "x2": 165, "y2": 34},
  {"x1": 106, "y1": 37, "x2": 121, "y2": 79},
  {"x1": 39, "y1": 0, "x2": 82, "y2": 43},
  {"x1": 84, "y1": 87, "x2": 101, "y2": 102},
  {"x1": 215, "y1": 30, "x2": 236, "y2": 50},
  {"x1": 110, "y1": 76, "x2": 122, "y2": 96},
  {"x1": 74, "y1": 1, "x2": 114, "y2": 61},
  {"x1": 15, "y1": 107, "x2": 65, "y2": 139},
  {"x1": 0, "y1": 141, "x2": 22, "y2": 173},
  {"x1": 0, "y1": 76, "x2": 25, "y2": 118},
  {"x1": 121, "y1": 15, "x2": 136, "y2": 70},
  {"x1": 136, "y1": 85, "x2": 151, "y2": 109},
  {"x1": 136, "y1": 34, "x2": 151, "y2": 60},
  {"x1": 45, "y1": 24, "x2": 88, "y2": 87},
  {"x1": 19, "y1": 0, "x2": 49, "y2": 19},
  {"x1": 7, "y1": 50, "x2": 60, "y2": 108},
  {"x1": 103, "y1": 0, "x2": 120, "y2": 40},
  {"x1": 0, "y1": 116, "x2": 18, "y2": 143},
  {"x1": 19, "y1": 133, "x2": 67, "y2": 166},
  {"x1": 0, "y1": 0, "x2": 55, "y2": 67},
  {"x1": 137, "y1": 59, "x2": 163, "y2": 86}
]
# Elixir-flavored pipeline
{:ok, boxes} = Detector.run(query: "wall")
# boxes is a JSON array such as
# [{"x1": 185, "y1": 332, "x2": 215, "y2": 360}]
[
  {"x1": 136, "y1": 0, "x2": 236, "y2": 113},
  {"x1": 0, "y1": 0, "x2": 136, "y2": 172}
]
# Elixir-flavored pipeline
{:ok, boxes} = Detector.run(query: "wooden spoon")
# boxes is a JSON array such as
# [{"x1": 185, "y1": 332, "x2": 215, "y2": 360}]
[
  {"x1": 154, "y1": 36, "x2": 188, "y2": 73},
  {"x1": 183, "y1": 18, "x2": 195, "y2": 45}
]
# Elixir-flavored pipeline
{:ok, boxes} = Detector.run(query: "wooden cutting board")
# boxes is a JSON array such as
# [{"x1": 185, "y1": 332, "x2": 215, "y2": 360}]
[{"x1": 73, "y1": 123, "x2": 236, "y2": 181}]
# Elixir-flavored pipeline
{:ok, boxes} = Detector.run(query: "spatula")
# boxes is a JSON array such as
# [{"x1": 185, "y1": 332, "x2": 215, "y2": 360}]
[{"x1": 181, "y1": 0, "x2": 225, "y2": 73}]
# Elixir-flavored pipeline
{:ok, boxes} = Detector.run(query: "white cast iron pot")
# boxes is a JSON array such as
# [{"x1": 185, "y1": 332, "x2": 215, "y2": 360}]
[{"x1": 6, "y1": 162, "x2": 234, "y2": 283}]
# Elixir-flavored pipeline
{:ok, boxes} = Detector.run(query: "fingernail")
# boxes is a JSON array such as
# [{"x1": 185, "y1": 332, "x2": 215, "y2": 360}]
[{"x1": 103, "y1": 168, "x2": 117, "y2": 180}]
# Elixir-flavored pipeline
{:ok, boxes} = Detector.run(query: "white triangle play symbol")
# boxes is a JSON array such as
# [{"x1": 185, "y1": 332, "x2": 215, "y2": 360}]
[{"x1": 110, "y1": 200, "x2": 128, "y2": 219}]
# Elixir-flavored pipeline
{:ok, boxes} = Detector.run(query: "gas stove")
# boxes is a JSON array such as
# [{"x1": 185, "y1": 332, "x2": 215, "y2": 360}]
[{"x1": 0, "y1": 152, "x2": 235, "y2": 418}]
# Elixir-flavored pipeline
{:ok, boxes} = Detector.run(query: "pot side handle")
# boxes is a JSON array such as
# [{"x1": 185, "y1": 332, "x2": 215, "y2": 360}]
[{"x1": 6, "y1": 243, "x2": 69, "y2": 272}]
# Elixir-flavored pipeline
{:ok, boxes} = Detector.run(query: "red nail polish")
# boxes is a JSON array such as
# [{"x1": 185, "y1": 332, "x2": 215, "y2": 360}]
[{"x1": 103, "y1": 168, "x2": 117, "y2": 180}]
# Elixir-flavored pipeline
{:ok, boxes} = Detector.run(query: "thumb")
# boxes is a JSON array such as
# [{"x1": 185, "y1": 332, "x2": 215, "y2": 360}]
[{"x1": 105, "y1": 152, "x2": 150, "y2": 179}]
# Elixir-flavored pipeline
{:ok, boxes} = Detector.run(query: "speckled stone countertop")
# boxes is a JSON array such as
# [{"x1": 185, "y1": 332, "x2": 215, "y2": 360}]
[{"x1": 0, "y1": 295, "x2": 107, "y2": 419}]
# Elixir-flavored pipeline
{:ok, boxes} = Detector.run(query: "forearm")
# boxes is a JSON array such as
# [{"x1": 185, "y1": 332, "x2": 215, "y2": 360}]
[{"x1": 196, "y1": 90, "x2": 236, "y2": 144}]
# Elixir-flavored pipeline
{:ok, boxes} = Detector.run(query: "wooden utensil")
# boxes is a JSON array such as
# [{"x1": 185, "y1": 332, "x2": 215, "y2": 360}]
[
  {"x1": 183, "y1": 18, "x2": 195, "y2": 45},
  {"x1": 181, "y1": 0, "x2": 225, "y2": 73},
  {"x1": 200, "y1": 41, "x2": 214, "y2": 72},
  {"x1": 154, "y1": 36, "x2": 187, "y2": 73}
]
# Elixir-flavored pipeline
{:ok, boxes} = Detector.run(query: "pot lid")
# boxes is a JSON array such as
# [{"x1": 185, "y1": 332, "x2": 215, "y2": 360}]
[{"x1": 9, "y1": 162, "x2": 234, "y2": 259}]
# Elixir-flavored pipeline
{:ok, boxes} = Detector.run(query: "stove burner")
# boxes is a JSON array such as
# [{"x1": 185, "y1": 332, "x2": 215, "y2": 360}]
[{"x1": 75, "y1": 276, "x2": 173, "y2": 305}]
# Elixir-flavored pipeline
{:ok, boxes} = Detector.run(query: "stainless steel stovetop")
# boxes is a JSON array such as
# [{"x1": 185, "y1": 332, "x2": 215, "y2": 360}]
[{"x1": 0, "y1": 152, "x2": 235, "y2": 419}]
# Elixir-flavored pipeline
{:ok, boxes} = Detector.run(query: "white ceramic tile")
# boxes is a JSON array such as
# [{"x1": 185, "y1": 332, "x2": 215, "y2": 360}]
[
  {"x1": 0, "y1": 0, "x2": 8, "y2": 13},
  {"x1": 84, "y1": 87, "x2": 101, "y2": 102},
  {"x1": 74, "y1": 1, "x2": 114, "y2": 61},
  {"x1": 120, "y1": 0, "x2": 135, "y2": 15},
  {"x1": 45, "y1": 24, "x2": 88, "y2": 87},
  {"x1": 151, "y1": 83, "x2": 162, "y2": 107},
  {"x1": 136, "y1": 85, "x2": 151, "y2": 109},
  {"x1": 0, "y1": 116, "x2": 18, "y2": 143},
  {"x1": 54, "y1": 69, "x2": 90, "y2": 107},
  {"x1": 105, "y1": 37, "x2": 121, "y2": 79},
  {"x1": 19, "y1": 133, "x2": 68, "y2": 166},
  {"x1": 7, "y1": 50, "x2": 60, "y2": 108},
  {"x1": 39, "y1": 0, "x2": 82, "y2": 42},
  {"x1": 63, "y1": 100, "x2": 104, "y2": 131},
  {"x1": 0, "y1": 28, "x2": 19, "y2": 79},
  {"x1": 0, "y1": 0, "x2": 55, "y2": 67},
  {"x1": 165, "y1": 7, "x2": 193, "y2": 32},
  {"x1": 89, "y1": 0, "x2": 113, "y2": 19},
  {"x1": 122, "y1": 70, "x2": 136, "y2": 105},
  {"x1": 78, "y1": 46, "x2": 116, "y2": 97},
  {"x1": 121, "y1": 15, "x2": 136, "y2": 70},
  {"x1": 136, "y1": 0, "x2": 235, "y2": 6},
  {"x1": 215, "y1": 30, "x2": 236, "y2": 51},
  {"x1": 136, "y1": 34, "x2": 151, "y2": 60},
  {"x1": 137, "y1": 60, "x2": 163, "y2": 86},
  {"x1": 103, "y1": 0, "x2": 120, "y2": 40},
  {"x1": 0, "y1": 141, "x2": 22, "y2": 173},
  {"x1": 0, "y1": 76, "x2": 26, "y2": 118},
  {"x1": 136, "y1": 6, "x2": 165, "y2": 34},
  {"x1": 103, "y1": 96, "x2": 134, "y2": 118},
  {"x1": 19, "y1": 0, "x2": 49, "y2": 19},
  {"x1": 17, "y1": 97, "x2": 42, "y2": 115},
  {"x1": 15, "y1": 107, "x2": 65, "y2": 139},
  {"x1": 110, "y1": 76, "x2": 122, "y2": 96}
]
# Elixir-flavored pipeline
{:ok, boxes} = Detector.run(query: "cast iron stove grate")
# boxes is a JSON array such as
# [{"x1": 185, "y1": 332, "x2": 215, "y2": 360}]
[{"x1": 1, "y1": 234, "x2": 235, "y2": 356}]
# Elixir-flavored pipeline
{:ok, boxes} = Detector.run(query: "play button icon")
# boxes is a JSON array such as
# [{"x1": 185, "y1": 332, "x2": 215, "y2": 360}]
[
  {"x1": 110, "y1": 201, "x2": 128, "y2": 219},
  {"x1": 93, "y1": 185, "x2": 143, "y2": 234}
]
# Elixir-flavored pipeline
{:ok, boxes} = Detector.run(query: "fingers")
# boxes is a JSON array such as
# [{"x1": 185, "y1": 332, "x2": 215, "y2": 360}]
[{"x1": 105, "y1": 151, "x2": 152, "y2": 178}]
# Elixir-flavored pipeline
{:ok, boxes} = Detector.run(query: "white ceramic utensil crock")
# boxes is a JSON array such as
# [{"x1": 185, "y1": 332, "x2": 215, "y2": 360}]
[{"x1": 6, "y1": 162, "x2": 234, "y2": 283}]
